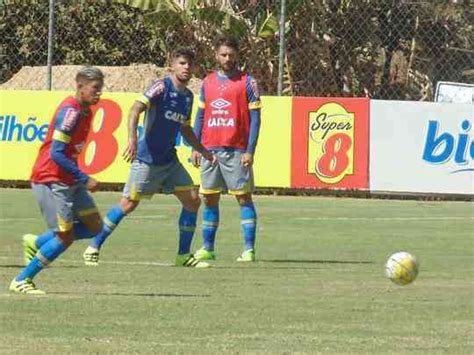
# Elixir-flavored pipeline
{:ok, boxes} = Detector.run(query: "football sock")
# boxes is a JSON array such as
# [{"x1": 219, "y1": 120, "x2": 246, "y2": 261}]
[
  {"x1": 202, "y1": 206, "x2": 219, "y2": 251},
  {"x1": 35, "y1": 230, "x2": 55, "y2": 248},
  {"x1": 89, "y1": 205, "x2": 126, "y2": 249},
  {"x1": 240, "y1": 202, "x2": 257, "y2": 251},
  {"x1": 178, "y1": 208, "x2": 197, "y2": 255},
  {"x1": 16, "y1": 235, "x2": 67, "y2": 281}
]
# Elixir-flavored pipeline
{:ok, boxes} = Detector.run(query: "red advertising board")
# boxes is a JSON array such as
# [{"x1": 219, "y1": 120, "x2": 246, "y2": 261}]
[{"x1": 291, "y1": 97, "x2": 369, "y2": 189}]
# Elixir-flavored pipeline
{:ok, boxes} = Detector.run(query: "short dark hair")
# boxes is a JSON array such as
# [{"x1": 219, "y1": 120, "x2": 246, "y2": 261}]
[
  {"x1": 214, "y1": 34, "x2": 239, "y2": 51},
  {"x1": 171, "y1": 47, "x2": 196, "y2": 64},
  {"x1": 76, "y1": 66, "x2": 104, "y2": 83}
]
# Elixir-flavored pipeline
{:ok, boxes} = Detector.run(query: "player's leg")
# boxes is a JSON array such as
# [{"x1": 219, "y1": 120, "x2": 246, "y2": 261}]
[
  {"x1": 83, "y1": 160, "x2": 150, "y2": 265},
  {"x1": 166, "y1": 161, "x2": 210, "y2": 268},
  {"x1": 222, "y1": 151, "x2": 257, "y2": 262},
  {"x1": 10, "y1": 183, "x2": 76, "y2": 294},
  {"x1": 235, "y1": 193, "x2": 257, "y2": 262},
  {"x1": 194, "y1": 152, "x2": 225, "y2": 261}
]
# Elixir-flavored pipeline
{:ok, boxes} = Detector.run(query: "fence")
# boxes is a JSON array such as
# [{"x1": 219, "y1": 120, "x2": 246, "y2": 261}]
[{"x1": 1, "y1": 0, "x2": 472, "y2": 100}]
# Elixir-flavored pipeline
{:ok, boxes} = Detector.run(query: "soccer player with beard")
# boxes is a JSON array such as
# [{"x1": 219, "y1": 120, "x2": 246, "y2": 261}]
[
  {"x1": 82, "y1": 48, "x2": 216, "y2": 268},
  {"x1": 191, "y1": 35, "x2": 262, "y2": 262}
]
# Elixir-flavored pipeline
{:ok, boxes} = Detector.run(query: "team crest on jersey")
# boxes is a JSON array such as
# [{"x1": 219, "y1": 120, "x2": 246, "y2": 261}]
[
  {"x1": 145, "y1": 80, "x2": 165, "y2": 98},
  {"x1": 210, "y1": 98, "x2": 231, "y2": 109},
  {"x1": 61, "y1": 108, "x2": 80, "y2": 131}
]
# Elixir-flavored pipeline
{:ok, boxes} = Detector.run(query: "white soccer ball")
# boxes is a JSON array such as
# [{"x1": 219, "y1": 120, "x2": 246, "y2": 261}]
[{"x1": 385, "y1": 251, "x2": 419, "y2": 285}]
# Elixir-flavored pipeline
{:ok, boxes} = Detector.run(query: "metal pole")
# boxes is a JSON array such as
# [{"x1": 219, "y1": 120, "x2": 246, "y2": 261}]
[
  {"x1": 46, "y1": 0, "x2": 55, "y2": 90},
  {"x1": 277, "y1": 0, "x2": 286, "y2": 96}
]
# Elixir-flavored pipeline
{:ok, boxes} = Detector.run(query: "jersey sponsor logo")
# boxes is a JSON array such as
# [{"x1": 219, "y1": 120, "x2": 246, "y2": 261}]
[
  {"x1": 207, "y1": 117, "x2": 235, "y2": 127},
  {"x1": 61, "y1": 108, "x2": 80, "y2": 131},
  {"x1": 165, "y1": 110, "x2": 187, "y2": 124},
  {"x1": 145, "y1": 80, "x2": 165, "y2": 98},
  {"x1": 210, "y1": 98, "x2": 231, "y2": 110}
]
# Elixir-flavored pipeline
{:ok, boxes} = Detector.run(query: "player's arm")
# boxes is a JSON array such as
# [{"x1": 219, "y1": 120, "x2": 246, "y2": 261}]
[
  {"x1": 122, "y1": 80, "x2": 164, "y2": 163},
  {"x1": 191, "y1": 85, "x2": 207, "y2": 167},
  {"x1": 50, "y1": 107, "x2": 91, "y2": 186},
  {"x1": 181, "y1": 125, "x2": 215, "y2": 165},
  {"x1": 242, "y1": 76, "x2": 262, "y2": 167},
  {"x1": 122, "y1": 101, "x2": 146, "y2": 163}
]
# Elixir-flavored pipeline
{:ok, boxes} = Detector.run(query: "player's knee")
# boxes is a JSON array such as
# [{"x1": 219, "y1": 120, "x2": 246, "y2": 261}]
[
  {"x1": 88, "y1": 219, "x2": 103, "y2": 235},
  {"x1": 236, "y1": 194, "x2": 252, "y2": 206},
  {"x1": 203, "y1": 193, "x2": 219, "y2": 207},
  {"x1": 120, "y1": 198, "x2": 139, "y2": 214},
  {"x1": 187, "y1": 195, "x2": 201, "y2": 212},
  {"x1": 57, "y1": 231, "x2": 74, "y2": 247}
]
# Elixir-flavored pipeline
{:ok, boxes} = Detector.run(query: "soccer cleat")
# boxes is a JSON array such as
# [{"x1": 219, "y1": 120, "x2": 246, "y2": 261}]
[
  {"x1": 22, "y1": 234, "x2": 39, "y2": 265},
  {"x1": 175, "y1": 254, "x2": 211, "y2": 268},
  {"x1": 236, "y1": 249, "x2": 256, "y2": 262},
  {"x1": 193, "y1": 247, "x2": 216, "y2": 261},
  {"x1": 83, "y1": 246, "x2": 100, "y2": 266},
  {"x1": 9, "y1": 278, "x2": 45, "y2": 295}
]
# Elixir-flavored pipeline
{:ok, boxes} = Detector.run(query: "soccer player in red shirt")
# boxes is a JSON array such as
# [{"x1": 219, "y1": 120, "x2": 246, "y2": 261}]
[
  {"x1": 192, "y1": 35, "x2": 262, "y2": 262},
  {"x1": 9, "y1": 67, "x2": 105, "y2": 294}
]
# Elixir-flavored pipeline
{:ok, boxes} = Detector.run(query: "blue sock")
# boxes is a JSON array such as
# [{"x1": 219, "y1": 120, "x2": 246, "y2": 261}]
[
  {"x1": 90, "y1": 205, "x2": 125, "y2": 249},
  {"x1": 16, "y1": 236, "x2": 67, "y2": 281},
  {"x1": 240, "y1": 203, "x2": 257, "y2": 251},
  {"x1": 202, "y1": 206, "x2": 219, "y2": 251},
  {"x1": 35, "y1": 230, "x2": 55, "y2": 248},
  {"x1": 178, "y1": 208, "x2": 197, "y2": 255}
]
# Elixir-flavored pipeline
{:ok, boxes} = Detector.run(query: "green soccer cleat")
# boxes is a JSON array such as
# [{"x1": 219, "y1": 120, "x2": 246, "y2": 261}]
[
  {"x1": 194, "y1": 247, "x2": 216, "y2": 261},
  {"x1": 9, "y1": 278, "x2": 45, "y2": 295},
  {"x1": 236, "y1": 249, "x2": 256, "y2": 262},
  {"x1": 175, "y1": 254, "x2": 211, "y2": 268},
  {"x1": 22, "y1": 234, "x2": 39, "y2": 265},
  {"x1": 83, "y1": 246, "x2": 100, "y2": 266}
]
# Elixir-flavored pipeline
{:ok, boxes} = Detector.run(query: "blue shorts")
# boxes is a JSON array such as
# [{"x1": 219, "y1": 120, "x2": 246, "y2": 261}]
[
  {"x1": 123, "y1": 159, "x2": 196, "y2": 201},
  {"x1": 31, "y1": 182, "x2": 99, "y2": 232}
]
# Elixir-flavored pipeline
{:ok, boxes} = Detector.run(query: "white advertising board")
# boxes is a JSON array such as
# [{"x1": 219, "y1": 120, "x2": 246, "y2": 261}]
[{"x1": 370, "y1": 100, "x2": 473, "y2": 195}]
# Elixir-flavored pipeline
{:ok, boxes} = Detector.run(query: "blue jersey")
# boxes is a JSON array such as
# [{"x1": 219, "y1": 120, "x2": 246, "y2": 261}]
[{"x1": 136, "y1": 76, "x2": 194, "y2": 165}]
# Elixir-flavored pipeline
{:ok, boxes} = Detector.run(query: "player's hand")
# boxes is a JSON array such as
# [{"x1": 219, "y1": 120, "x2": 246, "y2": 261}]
[
  {"x1": 241, "y1": 152, "x2": 254, "y2": 167},
  {"x1": 191, "y1": 150, "x2": 202, "y2": 168},
  {"x1": 202, "y1": 150, "x2": 218, "y2": 166},
  {"x1": 86, "y1": 177, "x2": 100, "y2": 193},
  {"x1": 122, "y1": 138, "x2": 137, "y2": 163}
]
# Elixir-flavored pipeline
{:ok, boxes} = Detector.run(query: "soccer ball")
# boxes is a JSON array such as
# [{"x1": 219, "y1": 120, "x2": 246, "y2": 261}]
[{"x1": 385, "y1": 251, "x2": 419, "y2": 285}]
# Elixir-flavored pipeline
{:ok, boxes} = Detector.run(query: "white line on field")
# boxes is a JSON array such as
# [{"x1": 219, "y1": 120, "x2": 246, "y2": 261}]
[
  {"x1": 295, "y1": 216, "x2": 474, "y2": 221},
  {"x1": 0, "y1": 255, "x2": 172, "y2": 267}
]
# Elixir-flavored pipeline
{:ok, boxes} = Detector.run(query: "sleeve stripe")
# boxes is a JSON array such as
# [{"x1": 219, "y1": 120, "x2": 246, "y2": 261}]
[
  {"x1": 249, "y1": 101, "x2": 262, "y2": 110},
  {"x1": 52, "y1": 130, "x2": 71, "y2": 143},
  {"x1": 137, "y1": 95, "x2": 151, "y2": 108},
  {"x1": 198, "y1": 100, "x2": 205, "y2": 109}
]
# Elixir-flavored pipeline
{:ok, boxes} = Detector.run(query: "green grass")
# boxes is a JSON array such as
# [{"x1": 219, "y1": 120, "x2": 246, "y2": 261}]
[{"x1": 0, "y1": 188, "x2": 473, "y2": 353}]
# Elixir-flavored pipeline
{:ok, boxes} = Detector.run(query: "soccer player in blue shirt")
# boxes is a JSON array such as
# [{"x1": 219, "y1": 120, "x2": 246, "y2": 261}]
[{"x1": 81, "y1": 48, "x2": 216, "y2": 268}]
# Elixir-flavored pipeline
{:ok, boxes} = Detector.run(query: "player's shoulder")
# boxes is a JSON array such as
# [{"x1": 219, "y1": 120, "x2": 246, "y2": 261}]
[
  {"x1": 144, "y1": 78, "x2": 167, "y2": 98},
  {"x1": 55, "y1": 100, "x2": 82, "y2": 132}
]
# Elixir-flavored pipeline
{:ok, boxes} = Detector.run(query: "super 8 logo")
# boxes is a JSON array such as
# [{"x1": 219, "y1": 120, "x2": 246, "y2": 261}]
[{"x1": 291, "y1": 98, "x2": 369, "y2": 189}]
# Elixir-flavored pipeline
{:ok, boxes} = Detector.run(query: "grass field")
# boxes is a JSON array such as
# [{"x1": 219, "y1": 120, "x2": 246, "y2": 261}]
[{"x1": 0, "y1": 188, "x2": 473, "y2": 353}]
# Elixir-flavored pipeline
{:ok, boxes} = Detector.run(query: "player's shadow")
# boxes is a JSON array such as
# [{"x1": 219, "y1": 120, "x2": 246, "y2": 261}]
[{"x1": 50, "y1": 291, "x2": 210, "y2": 298}]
